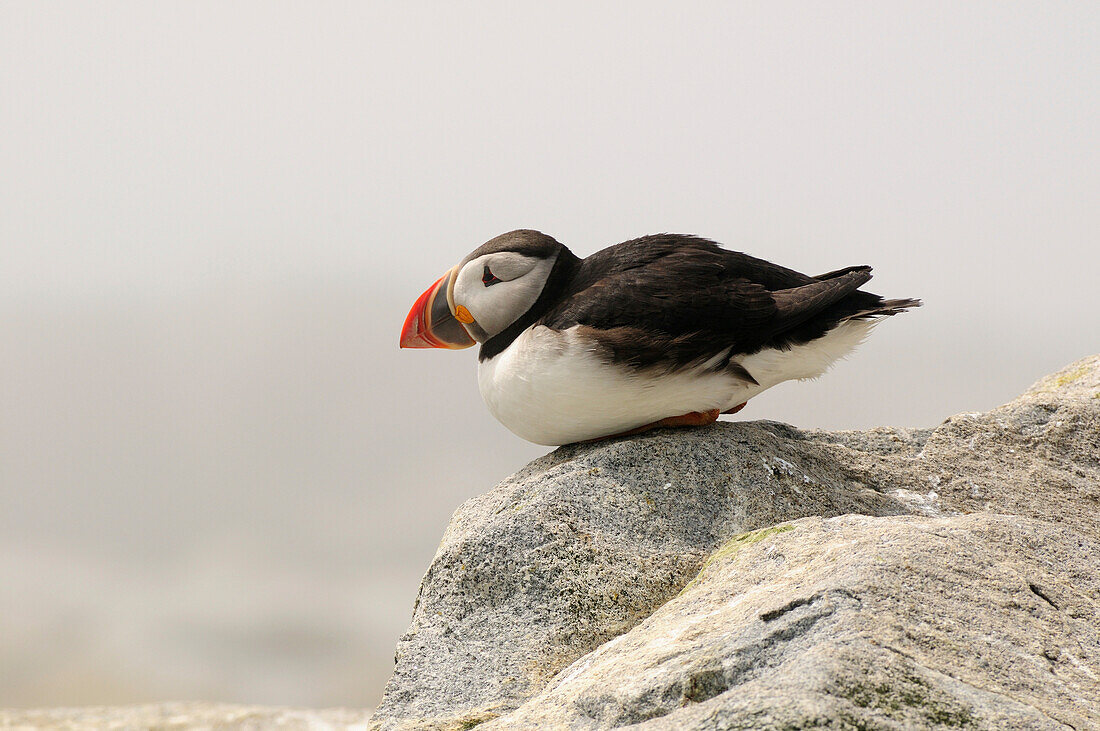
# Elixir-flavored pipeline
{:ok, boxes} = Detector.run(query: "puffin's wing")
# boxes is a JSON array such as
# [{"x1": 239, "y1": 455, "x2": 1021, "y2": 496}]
[
  {"x1": 769, "y1": 267, "x2": 872, "y2": 331},
  {"x1": 539, "y1": 236, "x2": 875, "y2": 372}
]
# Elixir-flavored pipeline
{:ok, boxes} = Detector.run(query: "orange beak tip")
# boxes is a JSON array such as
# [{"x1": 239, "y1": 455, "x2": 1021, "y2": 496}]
[{"x1": 399, "y1": 271, "x2": 476, "y2": 350}]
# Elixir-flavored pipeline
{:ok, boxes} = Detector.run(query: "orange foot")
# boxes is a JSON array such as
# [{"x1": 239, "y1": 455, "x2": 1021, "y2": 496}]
[
  {"x1": 582, "y1": 409, "x2": 721, "y2": 443},
  {"x1": 723, "y1": 402, "x2": 747, "y2": 415}
]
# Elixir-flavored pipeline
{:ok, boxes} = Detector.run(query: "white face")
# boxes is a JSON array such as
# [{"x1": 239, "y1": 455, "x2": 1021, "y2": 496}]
[{"x1": 451, "y1": 251, "x2": 558, "y2": 341}]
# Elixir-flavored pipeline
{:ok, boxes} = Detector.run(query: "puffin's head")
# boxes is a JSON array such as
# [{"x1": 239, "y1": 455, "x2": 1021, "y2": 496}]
[{"x1": 400, "y1": 230, "x2": 565, "y2": 349}]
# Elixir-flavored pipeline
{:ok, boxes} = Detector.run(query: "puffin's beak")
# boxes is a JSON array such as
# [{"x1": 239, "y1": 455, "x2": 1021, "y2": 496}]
[{"x1": 400, "y1": 267, "x2": 476, "y2": 349}]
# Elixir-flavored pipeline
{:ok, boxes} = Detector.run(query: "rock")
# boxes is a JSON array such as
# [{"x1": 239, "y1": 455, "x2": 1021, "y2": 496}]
[
  {"x1": 373, "y1": 356, "x2": 1100, "y2": 730},
  {"x1": 372, "y1": 404, "x2": 913, "y2": 729},
  {"x1": 0, "y1": 702, "x2": 372, "y2": 730},
  {"x1": 810, "y1": 354, "x2": 1100, "y2": 538},
  {"x1": 484, "y1": 515, "x2": 1099, "y2": 730}
]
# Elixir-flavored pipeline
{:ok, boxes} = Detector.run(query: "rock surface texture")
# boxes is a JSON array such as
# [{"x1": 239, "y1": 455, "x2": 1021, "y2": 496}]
[
  {"x1": 0, "y1": 703, "x2": 372, "y2": 730},
  {"x1": 373, "y1": 356, "x2": 1100, "y2": 730}
]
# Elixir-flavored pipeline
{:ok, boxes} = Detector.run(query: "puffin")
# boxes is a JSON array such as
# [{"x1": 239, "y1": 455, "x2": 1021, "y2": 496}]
[{"x1": 400, "y1": 230, "x2": 920, "y2": 446}]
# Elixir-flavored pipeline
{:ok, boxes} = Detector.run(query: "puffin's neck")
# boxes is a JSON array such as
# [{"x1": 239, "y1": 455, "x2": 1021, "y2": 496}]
[{"x1": 479, "y1": 245, "x2": 581, "y2": 362}]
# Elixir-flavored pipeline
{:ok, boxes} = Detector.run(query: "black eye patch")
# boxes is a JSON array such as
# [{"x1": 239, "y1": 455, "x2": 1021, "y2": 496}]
[{"x1": 482, "y1": 266, "x2": 502, "y2": 286}]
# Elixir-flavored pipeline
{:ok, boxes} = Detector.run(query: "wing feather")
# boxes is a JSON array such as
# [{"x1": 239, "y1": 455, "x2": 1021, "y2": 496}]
[{"x1": 538, "y1": 235, "x2": 881, "y2": 372}]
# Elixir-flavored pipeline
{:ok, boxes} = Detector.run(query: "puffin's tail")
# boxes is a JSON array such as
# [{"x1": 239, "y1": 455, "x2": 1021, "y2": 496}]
[
  {"x1": 811, "y1": 265, "x2": 922, "y2": 321},
  {"x1": 844, "y1": 297, "x2": 923, "y2": 321}
]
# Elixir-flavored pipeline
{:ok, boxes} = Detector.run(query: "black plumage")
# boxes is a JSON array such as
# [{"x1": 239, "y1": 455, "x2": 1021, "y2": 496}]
[{"x1": 478, "y1": 231, "x2": 920, "y2": 370}]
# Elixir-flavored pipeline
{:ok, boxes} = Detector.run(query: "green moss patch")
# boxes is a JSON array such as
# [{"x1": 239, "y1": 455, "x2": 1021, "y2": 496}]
[
  {"x1": 1050, "y1": 365, "x2": 1090, "y2": 387},
  {"x1": 678, "y1": 524, "x2": 795, "y2": 596}
]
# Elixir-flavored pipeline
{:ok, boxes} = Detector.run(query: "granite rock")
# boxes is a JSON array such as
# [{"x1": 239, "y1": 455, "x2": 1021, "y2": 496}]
[
  {"x1": 372, "y1": 405, "x2": 912, "y2": 729},
  {"x1": 485, "y1": 514, "x2": 1099, "y2": 730},
  {"x1": 374, "y1": 356, "x2": 1100, "y2": 730}
]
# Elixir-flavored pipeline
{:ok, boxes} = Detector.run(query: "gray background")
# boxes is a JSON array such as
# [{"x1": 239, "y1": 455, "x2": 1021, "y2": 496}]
[{"x1": 1, "y1": 0, "x2": 1096, "y2": 710}]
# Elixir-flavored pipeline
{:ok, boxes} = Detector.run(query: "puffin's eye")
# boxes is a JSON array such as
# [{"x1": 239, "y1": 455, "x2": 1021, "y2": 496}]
[{"x1": 482, "y1": 266, "x2": 502, "y2": 287}]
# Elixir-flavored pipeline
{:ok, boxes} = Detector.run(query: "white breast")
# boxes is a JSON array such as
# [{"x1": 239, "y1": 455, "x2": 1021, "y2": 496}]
[{"x1": 477, "y1": 320, "x2": 874, "y2": 446}]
